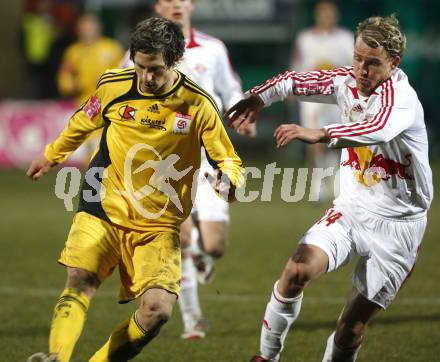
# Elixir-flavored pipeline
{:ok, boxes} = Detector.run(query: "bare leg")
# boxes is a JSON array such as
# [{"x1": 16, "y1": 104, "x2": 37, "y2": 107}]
[
  {"x1": 65, "y1": 267, "x2": 101, "y2": 299},
  {"x1": 198, "y1": 220, "x2": 228, "y2": 258},
  {"x1": 322, "y1": 290, "x2": 381, "y2": 362},
  {"x1": 278, "y1": 244, "x2": 329, "y2": 297},
  {"x1": 136, "y1": 288, "x2": 177, "y2": 332}
]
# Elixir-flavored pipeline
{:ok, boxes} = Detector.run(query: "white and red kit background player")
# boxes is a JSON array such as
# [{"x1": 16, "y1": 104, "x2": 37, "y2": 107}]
[
  {"x1": 289, "y1": 0, "x2": 353, "y2": 200},
  {"x1": 121, "y1": 0, "x2": 255, "y2": 340},
  {"x1": 226, "y1": 14, "x2": 433, "y2": 362}
]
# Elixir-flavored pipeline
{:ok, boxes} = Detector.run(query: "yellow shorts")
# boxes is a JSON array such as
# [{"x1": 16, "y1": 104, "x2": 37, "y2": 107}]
[{"x1": 59, "y1": 212, "x2": 181, "y2": 302}]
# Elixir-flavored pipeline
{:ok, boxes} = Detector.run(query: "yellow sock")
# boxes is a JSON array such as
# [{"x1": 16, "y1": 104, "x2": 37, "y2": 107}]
[
  {"x1": 89, "y1": 312, "x2": 154, "y2": 362},
  {"x1": 49, "y1": 288, "x2": 90, "y2": 362}
]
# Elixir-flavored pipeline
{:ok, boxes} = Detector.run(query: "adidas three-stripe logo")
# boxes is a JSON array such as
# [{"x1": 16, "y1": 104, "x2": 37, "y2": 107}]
[{"x1": 148, "y1": 104, "x2": 160, "y2": 113}]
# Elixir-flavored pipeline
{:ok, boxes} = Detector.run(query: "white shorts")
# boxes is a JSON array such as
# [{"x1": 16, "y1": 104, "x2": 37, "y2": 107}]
[
  {"x1": 299, "y1": 206, "x2": 427, "y2": 309},
  {"x1": 299, "y1": 102, "x2": 341, "y2": 129},
  {"x1": 192, "y1": 174, "x2": 229, "y2": 222}
]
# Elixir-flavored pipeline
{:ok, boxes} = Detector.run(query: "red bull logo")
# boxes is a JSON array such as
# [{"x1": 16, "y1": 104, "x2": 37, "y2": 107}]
[{"x1": 341, "y1": 147, "x2": 413, "y2": 186}]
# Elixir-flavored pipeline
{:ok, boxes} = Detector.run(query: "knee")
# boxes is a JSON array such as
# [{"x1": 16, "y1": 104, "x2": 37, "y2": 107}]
[
  {"x1": 283, "y1": 262, "x2": 314, "y2": 290},
  {"x1": 203, "y1": 240, "x2": 226, "y2": 258},
  {"x1": 137, "y1": 300, "x2": 173, "y2": 329},
  {"x1": 66, "y1": 268, "x2": 100, "y2": 298}
]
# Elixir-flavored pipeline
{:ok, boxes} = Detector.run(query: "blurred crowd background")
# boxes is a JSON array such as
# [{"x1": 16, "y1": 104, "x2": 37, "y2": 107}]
[{"x1": 0, "y1": 0, "x2": 439, "y2": 169}]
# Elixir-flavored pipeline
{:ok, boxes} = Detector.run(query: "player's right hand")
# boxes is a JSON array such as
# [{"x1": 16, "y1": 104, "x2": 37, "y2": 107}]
[
  {"x1": 224, "y1": 94, "x2": 264, "y2": 131},
  {"x1": 26, "y1": 155, "x2": 57, "y2": 181},
  {"x1": 204, "y1": 170, "x2": 237, "y2": 203}
]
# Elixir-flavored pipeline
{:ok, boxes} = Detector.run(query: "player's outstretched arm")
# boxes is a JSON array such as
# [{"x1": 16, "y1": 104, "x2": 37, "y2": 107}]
[
  {"x1": 224, "y1": 94, "x2": 264, "y2": 131},
  {"x1": 274, "y1": 124, "x2": 328, "y2": 148},
  {"x1": 26, "y1": 155, "x2": 57, "y2": 181},
  {"x1": 204, "y1": 170, "x2": 237, "y2": 203}
]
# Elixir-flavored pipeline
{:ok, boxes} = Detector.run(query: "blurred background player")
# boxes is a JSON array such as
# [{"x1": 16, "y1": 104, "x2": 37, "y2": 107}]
[
  {"x1": 121, "y1": 0, "x2": 255, "y2": 340},
  {"x1": 58, "y1": 12, "x2": 124, "y2": 105},
  {"x1": 289, "y1": 0, "x2": 353, "y2": 200},
  {"x1": 57, "y1": 13, "x2": 124, "y2": 163},
  {"x1": 20, "y1": 0, "x2": 57, "y2": 99}
]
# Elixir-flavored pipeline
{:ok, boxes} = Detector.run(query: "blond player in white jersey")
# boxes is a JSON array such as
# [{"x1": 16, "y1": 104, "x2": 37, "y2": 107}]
[
  {"x1": 121, "y1": 0, "x2": 255, "y2": 340},
  {"x1": 226, "y1": 14, "x2": 433, "y2": 362},
  {"x1": 290, "y1": 0, "x2": 353, "y2": 200}
]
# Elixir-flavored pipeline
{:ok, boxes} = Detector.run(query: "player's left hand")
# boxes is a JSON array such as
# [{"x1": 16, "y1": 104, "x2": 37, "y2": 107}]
[
  {"x1": 274, "y1": 124, "x2": 328, "y2": 147},
  {"x1": 205, "y1": 170, "x2": 236, "y2": 202},
  {"x1": 26, "y1": 155, "x2": 57, "y2": 181},
  {"x1": 224, "y1": 94, "x2": 264, "y2": 131}
]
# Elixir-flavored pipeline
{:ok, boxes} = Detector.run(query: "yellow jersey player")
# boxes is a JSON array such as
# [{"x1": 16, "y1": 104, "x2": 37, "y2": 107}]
[{"x1": 26, "y1": 17, "x2": 243, "y2": 362}]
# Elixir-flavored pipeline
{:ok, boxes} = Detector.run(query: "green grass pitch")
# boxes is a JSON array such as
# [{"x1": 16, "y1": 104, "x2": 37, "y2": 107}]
[{"x1": 1, "y1": 163, "x2": 439, "y2": 361}]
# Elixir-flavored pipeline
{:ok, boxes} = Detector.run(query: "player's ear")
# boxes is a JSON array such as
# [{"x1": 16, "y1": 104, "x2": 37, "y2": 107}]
[{"x1": 390, "y1": 55, "x2": 400, "y2": 70}]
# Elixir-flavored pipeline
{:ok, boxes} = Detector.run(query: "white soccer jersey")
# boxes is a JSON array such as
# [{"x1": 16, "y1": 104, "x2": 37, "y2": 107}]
[
  {"x1": 121, "y1": 28, "x2": 243, "y2": 172},
  {"x1": 251, "y1": 67, "x2": 433, "y2": 218}
]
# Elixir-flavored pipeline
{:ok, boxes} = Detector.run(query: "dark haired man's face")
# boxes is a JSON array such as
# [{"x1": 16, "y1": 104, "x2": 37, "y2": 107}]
[
  {"x1": 133, "y1": 52, "x2": 175, "y2": 94},
  {"x1": 353, "y1": 37, "x2": 400, "y2": 96}
]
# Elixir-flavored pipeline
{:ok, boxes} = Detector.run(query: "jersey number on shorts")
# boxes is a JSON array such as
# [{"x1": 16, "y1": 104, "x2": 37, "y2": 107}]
[{"x1": 317, "y1": 209, "x2": 342, "y2": 227}]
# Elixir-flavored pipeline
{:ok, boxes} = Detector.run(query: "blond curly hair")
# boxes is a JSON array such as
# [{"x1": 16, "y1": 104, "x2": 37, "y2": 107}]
[{"x1": 355, "y1": 14, "x2": 406, "y2": 58}]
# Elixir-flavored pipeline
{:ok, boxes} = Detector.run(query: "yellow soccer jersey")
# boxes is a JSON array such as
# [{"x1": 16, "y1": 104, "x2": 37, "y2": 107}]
[
  {"x1": 58, "y1": 38, "x2": 124, "y2": 105},
  {"x1": 46, "y1": 68, "x2": 244, "y2": 232}
]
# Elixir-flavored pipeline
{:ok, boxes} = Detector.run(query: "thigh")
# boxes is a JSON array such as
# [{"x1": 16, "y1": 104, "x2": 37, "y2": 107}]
[
  {"x1": 59, "y1": 211, "x2": 120, "y2": 283},
  {"x1": 119, "y1": 231, "x2": 181, "y2": 303},
  {"x1": 299, "y1": 208, "x2": 356, "y2": 272},
  {"x1": 199, "y1": 220, "x2": 228, "y2": 251}
]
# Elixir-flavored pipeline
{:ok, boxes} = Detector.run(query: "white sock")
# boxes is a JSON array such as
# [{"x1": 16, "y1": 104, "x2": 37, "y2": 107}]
[
  {"x1": 178, "y1": 248, "x2": 202, "y2": 331},
  {"x1": 260, "y1": 280, "x2": 303, "y2": 360},
  {"x1": 322, "y1": 331, "x2": 361, "y2": 362}
]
